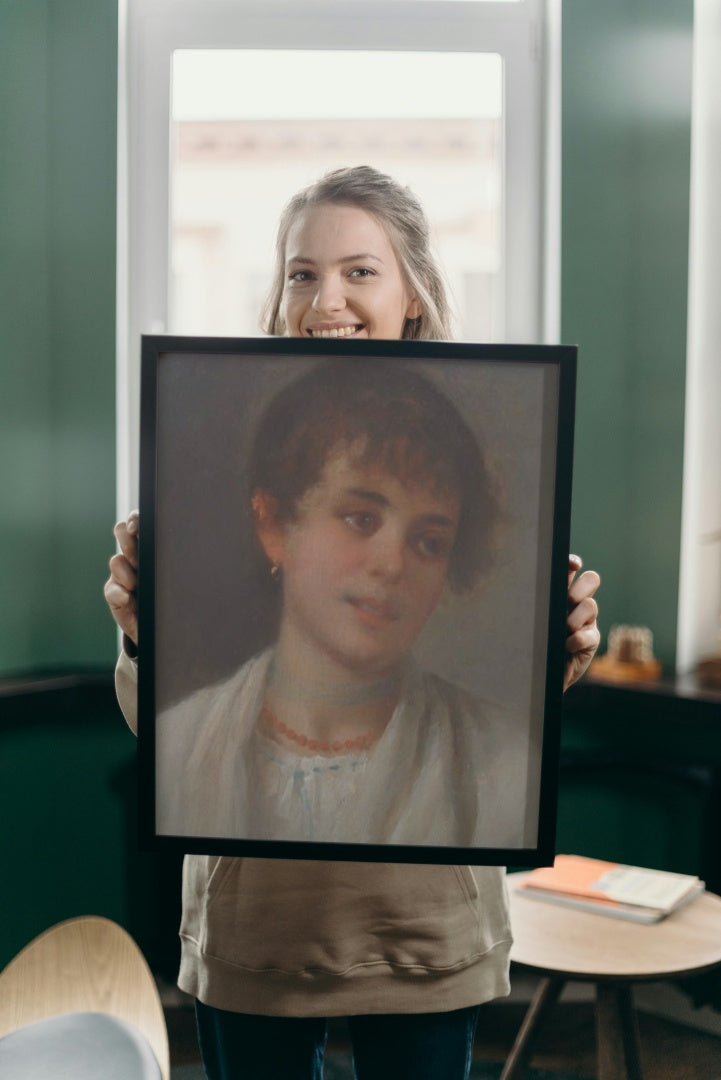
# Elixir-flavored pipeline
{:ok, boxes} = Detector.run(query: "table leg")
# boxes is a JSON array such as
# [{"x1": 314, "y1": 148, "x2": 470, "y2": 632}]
[
  {"x1": 500, "y1": 976, "x2": 565, "y2": 1080},
  {"x1": 596, "y1": 982, "x2": 643, "y2": 1080}
]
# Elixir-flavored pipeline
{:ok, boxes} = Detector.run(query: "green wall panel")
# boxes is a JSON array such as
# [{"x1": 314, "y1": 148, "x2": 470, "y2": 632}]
[
  {"x1": 0, "y1": 0, "x2": 118, "y2": 674},
  {"x1": 0, "y1": 2, "x2": 55, "y2": 668},
  {"x1": 562, "y1": 0, "x2": 693, "y2": 669},
  {"x1": 0, "y1": 684, "x2": 184, "y2": 976},
  {"x1": 46, "y1": 2, "x2": 119, "y2": 666}
]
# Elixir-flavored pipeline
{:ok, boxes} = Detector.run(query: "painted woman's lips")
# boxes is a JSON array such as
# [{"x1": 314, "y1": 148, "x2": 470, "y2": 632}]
[{"x1": 347, "y1": 595, "x2": 400, "y2": 627}]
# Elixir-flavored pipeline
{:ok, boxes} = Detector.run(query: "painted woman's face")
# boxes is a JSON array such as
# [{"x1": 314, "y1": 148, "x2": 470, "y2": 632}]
[
  {"x1": 265, "y1": 451, "x2": 460, "y2": 678},
  {"x1": 281, "y1": 203, "x2": 421, "y2": 340}
]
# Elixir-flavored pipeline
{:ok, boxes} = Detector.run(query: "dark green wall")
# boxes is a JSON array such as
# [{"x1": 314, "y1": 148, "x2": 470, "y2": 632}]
[
  {"x1": 563, "y1": 0, "x2": 693, "y2": 670},
  {"x1": 0, "y1": 0, "x2": 118, "y2": 675},
  {"x1": 1, "y1": 687, "x2": 133, "y2": 966},
  {"x1": 558, "y1": 682, "x2": 721, "y2": 886},
  {"x1": 0, "y1": 683, "x2": 182, "y2": 974},
  {"x1": 0, "y1": 0, "x2": 133, "y2": 969}
]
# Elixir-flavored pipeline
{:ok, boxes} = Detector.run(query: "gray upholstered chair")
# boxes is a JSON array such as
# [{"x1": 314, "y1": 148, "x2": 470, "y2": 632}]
[{"x1": 0, "y1": 915, "x2": 169, "y2": 1079}]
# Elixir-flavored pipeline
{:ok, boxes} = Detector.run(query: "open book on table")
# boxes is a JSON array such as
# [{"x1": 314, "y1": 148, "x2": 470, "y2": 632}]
[{"x1": 515, "y1": 854, "x2": 705, "y2": 924}]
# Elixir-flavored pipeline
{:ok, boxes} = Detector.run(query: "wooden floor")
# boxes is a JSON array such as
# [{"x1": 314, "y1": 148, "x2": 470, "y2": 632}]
[
  {"x1": 166, "y1": 995, "x2": 721, "y2": 1078},
  {"x1": 474, "y1": 999, "x2": 721, "y2": 1079}
]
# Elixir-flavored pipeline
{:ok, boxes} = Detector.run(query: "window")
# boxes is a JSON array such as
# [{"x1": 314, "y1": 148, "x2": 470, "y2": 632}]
[{"x1": 118, "y1": 0, "x2": 557, "y2": 509}]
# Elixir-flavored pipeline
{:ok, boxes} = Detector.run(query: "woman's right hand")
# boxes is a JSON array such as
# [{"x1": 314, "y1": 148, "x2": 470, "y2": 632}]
[{"x1": 104, "y1": 510, "x2": 139, "y2": 646}]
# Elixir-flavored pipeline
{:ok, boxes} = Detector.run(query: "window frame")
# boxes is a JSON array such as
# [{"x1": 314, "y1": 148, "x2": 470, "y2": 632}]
[
  {"x1": 117, "y1": 0, "x2": 558, "y2": 510},
  {"x1": 676, "y1": 0, "x2": 721, "y2": 674}
]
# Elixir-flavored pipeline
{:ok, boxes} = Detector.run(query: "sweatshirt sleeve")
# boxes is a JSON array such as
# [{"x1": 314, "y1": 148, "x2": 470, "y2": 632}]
[{"x1": 115, "y1": 647, "x2": 139, "y2": 735}]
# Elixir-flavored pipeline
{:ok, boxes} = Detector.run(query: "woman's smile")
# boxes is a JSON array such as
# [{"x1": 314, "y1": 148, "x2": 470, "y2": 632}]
[{"x1": 307, "y1": 323, "x2": 365, "y2": 339}]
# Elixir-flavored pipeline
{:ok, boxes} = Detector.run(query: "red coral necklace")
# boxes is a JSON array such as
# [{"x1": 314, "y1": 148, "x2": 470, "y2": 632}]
[{"x1": 260, "y1": 705, "x2": 377, "y2": 755}]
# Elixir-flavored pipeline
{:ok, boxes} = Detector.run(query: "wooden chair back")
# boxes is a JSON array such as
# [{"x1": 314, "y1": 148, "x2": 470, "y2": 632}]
[{"x1": 0, "y1": 915, "x2": 169, "y2": 1080}]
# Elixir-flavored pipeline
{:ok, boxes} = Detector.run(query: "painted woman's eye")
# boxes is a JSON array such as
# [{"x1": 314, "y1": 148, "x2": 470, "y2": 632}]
[
  {"x1": 413, "y1": 533, "x2": 454, "y2": 560},
  {"x1": 343, "y1": 510, "x2": 379, "y2": 534}
]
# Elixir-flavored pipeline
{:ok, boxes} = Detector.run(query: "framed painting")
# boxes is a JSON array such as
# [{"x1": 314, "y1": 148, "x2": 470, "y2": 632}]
[{"x1": 137, "y1": 336, "x2": 576, "y2": 865}]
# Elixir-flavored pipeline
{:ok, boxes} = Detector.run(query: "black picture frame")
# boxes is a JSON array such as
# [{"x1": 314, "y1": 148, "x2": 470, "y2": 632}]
[{"x1": 138, "y1": 335, "x2": 576, "y2": 865}]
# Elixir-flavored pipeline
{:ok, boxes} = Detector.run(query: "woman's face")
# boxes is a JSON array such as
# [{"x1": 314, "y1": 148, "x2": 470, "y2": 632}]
[
  {"x1": 281, "y1": 203, "x2": 421, "y2": 340},
  {"x1": 261, "y1": 450, "x2": 459, "y2": 678}
]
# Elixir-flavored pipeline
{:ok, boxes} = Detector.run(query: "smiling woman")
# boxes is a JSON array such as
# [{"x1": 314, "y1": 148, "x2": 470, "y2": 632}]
[
  {"x1": 110, "y1": 91, "x2": 592, "y2": 1068},
  {"x1": 263, "y1": 166, "x2": 450, "y2": 341}
]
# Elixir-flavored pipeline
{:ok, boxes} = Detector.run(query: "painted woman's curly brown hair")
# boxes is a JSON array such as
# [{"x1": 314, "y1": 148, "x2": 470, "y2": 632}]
[{"x1": 249, "y1": 361, "x2": 499, "y2": 593}]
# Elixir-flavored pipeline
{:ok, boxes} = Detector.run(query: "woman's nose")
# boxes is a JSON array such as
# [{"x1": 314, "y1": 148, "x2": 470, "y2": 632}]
[
  {"x1": 312, "y1": 274, "x2": 345, "y2": 315},
  {"x1": 369, "y1": 531, "x2": 405, "y2": 582}
]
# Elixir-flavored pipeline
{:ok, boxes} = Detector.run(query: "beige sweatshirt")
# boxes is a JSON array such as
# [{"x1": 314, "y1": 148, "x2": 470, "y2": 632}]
[{"x1": 116, "y1": 650, "x2": 512, "y2": 1016}]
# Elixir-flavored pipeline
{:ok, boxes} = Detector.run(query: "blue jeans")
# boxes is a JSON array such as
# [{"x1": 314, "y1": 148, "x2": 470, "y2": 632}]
[{"x1": 195, "y1": 1000, "x2": 481, "y2": 1080}]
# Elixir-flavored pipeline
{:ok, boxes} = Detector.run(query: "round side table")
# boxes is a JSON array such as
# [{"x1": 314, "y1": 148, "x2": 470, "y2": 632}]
[{"x1": 502, "y1": 872, "x2": 721, "y2": 1080}]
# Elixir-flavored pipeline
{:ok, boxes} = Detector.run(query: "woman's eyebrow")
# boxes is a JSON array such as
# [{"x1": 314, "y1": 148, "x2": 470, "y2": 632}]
[
  {"x1": 338, "y1": 253, "x2": 384, "y2": 265},
  {"x1": 286, "y1": 253, "x2": 384, "y2": 266}
]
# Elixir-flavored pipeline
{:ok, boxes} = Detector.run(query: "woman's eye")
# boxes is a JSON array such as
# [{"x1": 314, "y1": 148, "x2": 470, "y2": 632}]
[
  {"x1": 288, "y1": 269, "x2": 313, "y2": 283},
  {"x1": 349, "y1": 267, "x2": 375, "y2": 279},
  {"x1": 414, "y1": 533, "x2": 453, "y2": 560}
]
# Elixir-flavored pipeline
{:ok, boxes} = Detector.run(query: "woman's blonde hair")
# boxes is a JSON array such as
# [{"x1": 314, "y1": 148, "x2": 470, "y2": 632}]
[{"x1": 261, "y1": 165, "x2": 454, "y2": 341}]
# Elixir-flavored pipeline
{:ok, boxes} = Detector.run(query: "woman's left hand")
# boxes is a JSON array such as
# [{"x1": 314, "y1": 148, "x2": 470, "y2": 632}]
[{"x1": 564, "y1": 555, "x2": 601, "y2": 691}]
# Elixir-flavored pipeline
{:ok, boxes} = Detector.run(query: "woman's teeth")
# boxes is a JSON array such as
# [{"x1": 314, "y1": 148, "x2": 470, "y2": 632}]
[{"x1": 310, "y1": 325, "x2": 360, "y2": 338}]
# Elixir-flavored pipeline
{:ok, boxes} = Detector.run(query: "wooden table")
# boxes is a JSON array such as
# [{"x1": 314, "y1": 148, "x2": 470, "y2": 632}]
[{"x1": 503, "y1": 873, "x2": 721, "y2": 1080}]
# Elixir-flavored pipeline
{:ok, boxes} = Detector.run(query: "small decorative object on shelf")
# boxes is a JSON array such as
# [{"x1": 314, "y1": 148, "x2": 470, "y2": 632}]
[
  {"x1": 590, "y1": 623, "x2": 662, "y2": 683},
  {"x1": 696, "y1": 652, "x2": 721, "y2": 689}
]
